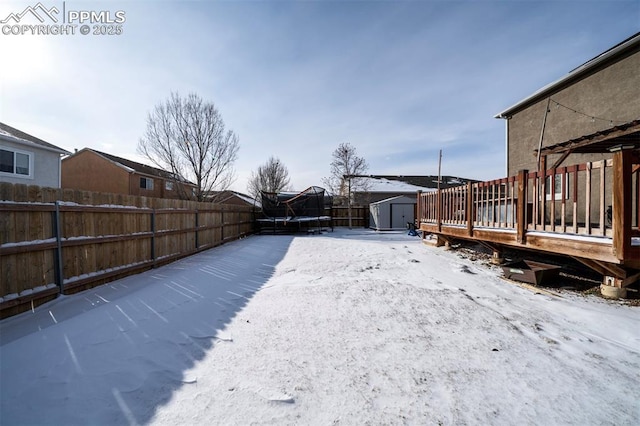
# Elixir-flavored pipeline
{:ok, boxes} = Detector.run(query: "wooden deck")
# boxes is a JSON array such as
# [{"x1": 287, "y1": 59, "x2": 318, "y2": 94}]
[{"x1": 418, "y1": 149, "x2": 640, "y2": 288}]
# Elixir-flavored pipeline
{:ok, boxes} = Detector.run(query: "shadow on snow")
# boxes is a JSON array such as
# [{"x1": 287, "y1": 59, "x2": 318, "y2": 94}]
[{"x1": 0, "y1": 235, "x2": 294, "y2": 425}]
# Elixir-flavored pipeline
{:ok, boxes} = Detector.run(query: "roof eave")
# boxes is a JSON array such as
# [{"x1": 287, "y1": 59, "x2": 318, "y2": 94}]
[{"x1": 0, "y1": 133, "x2": 70, "y2": 155}]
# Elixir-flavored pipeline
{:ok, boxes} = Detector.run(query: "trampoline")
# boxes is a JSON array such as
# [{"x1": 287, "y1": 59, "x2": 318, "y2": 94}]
[{"x1": 256, "y1": 186, "x2": 333, "y2": 234}]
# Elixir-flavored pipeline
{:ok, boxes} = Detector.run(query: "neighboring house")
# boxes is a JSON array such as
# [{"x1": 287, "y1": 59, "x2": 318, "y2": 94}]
[
  {"x1": 204, "y1": 190, "x2": 261, "y2": 208},
  {"x1": 351, "y1": 175, "x2": 474, "y2": 204},
  {"x1": 0, "y1": 122, "x2": 70, "y2": 187},
  {"x1": 495, "y1": 31, "x2": 640, "y2": 176},
  {"x1": 62, "y1": 148, "x2": 197, "y2": 199}
]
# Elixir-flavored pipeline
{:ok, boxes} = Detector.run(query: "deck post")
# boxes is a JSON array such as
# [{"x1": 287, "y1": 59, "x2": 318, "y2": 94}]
[
  {"x1": 539, "y1": 156, "x2": 547, "y2": 230},
  {"x1": 612, "y1": 149, "x2": 632, "y2": 261},
  {"x1": 417, "y1": 190, "x2": 422, "y2": 228},
  {"x1": 466, "y1": 182, "x2": 473, "y2": 237},
  {"x1": 436, "y1": 187, "x2": 442, "y2": 233},
  {"x1": 516, "y1": 169, "x2": 528, "y2": 244}
]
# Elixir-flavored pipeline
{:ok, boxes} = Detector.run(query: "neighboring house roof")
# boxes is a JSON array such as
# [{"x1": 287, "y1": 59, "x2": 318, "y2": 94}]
[
  {"x1": 0, "y1": 122, "x2": 70, "y2": 155},
  {"x1": 205, "y1": 190, "x2": 261, "y2": 207},
  {"x1": 495, "y1": 31, "x2": 640, "y2": 118},
  {"x1": 67, "y1": 148, "x2": 196, "y2": 185},
  {"x1": 356, "y1": 175, "x2": 474, "y2": 193}
]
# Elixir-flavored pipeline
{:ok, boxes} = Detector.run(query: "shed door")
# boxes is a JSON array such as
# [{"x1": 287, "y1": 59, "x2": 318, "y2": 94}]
[{"x1": 390, "y1": 203, "x2": 414, "y2": 229}]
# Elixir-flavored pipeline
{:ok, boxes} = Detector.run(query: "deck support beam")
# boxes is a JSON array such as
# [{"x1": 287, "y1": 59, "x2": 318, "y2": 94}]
[
  {"x1": 421, "y1": 233, "x2": 448, "y2": 248},
  {"x1": 516, "y1": 169, "x2": 528, "y2": 244},
  {"x1": 439, "y1": 235, "x2": 453, "y2": 250},
  {"x1": 573, "y1": 256, "x2": 639, "y2": 298},
  {"x1": 477, "y1": 241, "x2": 503, "y2": 264}
]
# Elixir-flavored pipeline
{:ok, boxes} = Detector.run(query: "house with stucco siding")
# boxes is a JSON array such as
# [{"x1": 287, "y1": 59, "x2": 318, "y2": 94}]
[{"x1": 495, "y1": 32, "x2": 639, "y2": 176}]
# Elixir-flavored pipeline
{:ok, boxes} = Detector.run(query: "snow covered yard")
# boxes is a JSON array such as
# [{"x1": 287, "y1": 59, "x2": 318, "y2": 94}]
[{"x1": 1, "y1": 229, "x2": 639, "y2": 425}]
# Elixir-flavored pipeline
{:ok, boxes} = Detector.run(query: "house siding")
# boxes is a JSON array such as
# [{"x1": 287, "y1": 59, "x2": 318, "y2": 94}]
[
  {"x1": 0, "y1": 139, "x2": 62, "y2": 187},
  {"x1": 506, "y1": 48, "x2": 640, "y2": 175},
  {"x1": 62, "y1": 150, "x2": 130, "y2": 194},
  {"x1": 62, "y1": 149, "x2": 196, "y2": 199}
]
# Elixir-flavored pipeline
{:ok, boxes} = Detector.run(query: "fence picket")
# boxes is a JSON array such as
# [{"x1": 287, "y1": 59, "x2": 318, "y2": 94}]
[{"x1": 0, "y1": 183, "x2": 257, "y2": 318}]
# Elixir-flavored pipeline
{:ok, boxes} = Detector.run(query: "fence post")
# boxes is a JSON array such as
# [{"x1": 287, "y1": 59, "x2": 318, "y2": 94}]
[
  {"x1": 517, "y1": 169, "x2": 528, "y2": 244},
  {"x1": 53, "y1": 201, "x2": 64, "y2": 294},
  {"x1": 221, "y1": 208, "x2": 225, "y2": 241},
  {"x1": 195, "y1": 209, "x2": 199, "y2": 250},
  {"x1": 150, "y1": 209, "x2": 156, "y2": 263},
  {"x1": 330, "y1": 206, "x2": 335, "y2": 231}
]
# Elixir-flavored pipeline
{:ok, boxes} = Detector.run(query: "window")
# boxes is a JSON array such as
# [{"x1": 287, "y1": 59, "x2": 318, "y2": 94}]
[
  {"x1": 165, "y1": 181, "x2": 174, "y2": 191},
  {"x1": 0, "y1": 147, "x2": 32, "y2": 178},
  {"x1": 545, "y1": 173, "x2": 567, "y2": 201},
  {"x1": 140, "y1": 177, "x2": 154, "y2": 190}
]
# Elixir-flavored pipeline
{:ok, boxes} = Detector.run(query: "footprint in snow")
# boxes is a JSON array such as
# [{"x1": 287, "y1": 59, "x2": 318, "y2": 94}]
[
  {"x1": 181, "y1": 375, "x2": 197, "y2": 384},
  {"x1": 456, "y1": 265, "x2": 476, "y2": 274},
  {"x1": 257, "y1": 389, "x2": 295, "y2": 404}
]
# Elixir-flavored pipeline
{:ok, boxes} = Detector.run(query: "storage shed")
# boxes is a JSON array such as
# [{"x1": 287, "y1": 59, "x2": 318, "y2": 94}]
[{"x1": 369, "y1": 195, "x2": 417, "y2": 231}]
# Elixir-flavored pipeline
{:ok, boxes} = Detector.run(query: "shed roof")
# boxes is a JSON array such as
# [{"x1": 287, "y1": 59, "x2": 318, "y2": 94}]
[
  {"x1": 370, "y1": 195, "x2": 417, "y2": 205},
  {"x1": 495, "y1": 32, "x2": 640, "y2": 119},
  {"x1": 0, "y1": 122, "x2": 70, "y2": 155}
]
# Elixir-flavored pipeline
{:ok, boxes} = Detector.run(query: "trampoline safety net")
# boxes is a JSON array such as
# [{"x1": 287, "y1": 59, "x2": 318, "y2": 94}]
[{"x1": 260, "y1": 186, "x2": 330, "y2": 220}]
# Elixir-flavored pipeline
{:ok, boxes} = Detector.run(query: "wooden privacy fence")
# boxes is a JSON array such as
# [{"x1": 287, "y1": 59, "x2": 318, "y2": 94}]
[
  {"x1": 0, "y1": 183, "x2": 256, "y2": 318},
  {"x1": 330, "y1": 206, "x2": 370, "y2": 228}
]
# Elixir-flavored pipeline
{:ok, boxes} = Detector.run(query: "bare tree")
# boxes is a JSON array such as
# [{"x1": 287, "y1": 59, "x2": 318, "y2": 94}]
[
  {"x1": 247, "y1": 156, "x2": 291, "y2": 199},
  {"x1": 138, "y1": 92, "x2": 239, "y2": 201},
  {"x1": 322, "y1": 142, "x2": 369, "y2": 228}
]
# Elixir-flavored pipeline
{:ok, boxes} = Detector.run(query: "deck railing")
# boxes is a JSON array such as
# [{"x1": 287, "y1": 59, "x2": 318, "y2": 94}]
[
  {"x1": 474, "y1": 177, "x2": 518, "y2": 229},
  {"x1": 417, "y1": 150, "x2": 639, "y2": 262},
  {"x1": 527, "y1": 159, "x2": 613, "y2": 237}
]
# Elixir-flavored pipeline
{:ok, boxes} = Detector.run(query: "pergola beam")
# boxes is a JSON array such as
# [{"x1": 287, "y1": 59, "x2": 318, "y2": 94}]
[{"x1": 536, "y1": 121, "x2": 640, "y2": 155}]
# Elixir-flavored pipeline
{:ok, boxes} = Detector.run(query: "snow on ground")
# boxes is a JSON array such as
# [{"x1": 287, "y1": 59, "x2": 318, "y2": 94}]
[{"x1": 1, "y1": 229, "x2": 639, "y2": 425}]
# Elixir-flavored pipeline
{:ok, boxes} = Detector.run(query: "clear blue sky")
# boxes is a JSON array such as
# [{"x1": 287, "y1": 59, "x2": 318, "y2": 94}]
[{"x1": 1, "y1": 0, "x2": 638, "y2": 192}]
